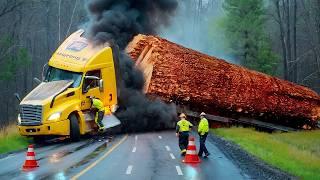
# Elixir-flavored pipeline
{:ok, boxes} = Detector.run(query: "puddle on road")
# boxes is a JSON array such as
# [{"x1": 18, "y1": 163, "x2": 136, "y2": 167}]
[
  {"x1": 38, "y1": 141, "x2": 95, "y2": 162},
  {"x1": 0, "y1": 142, "x2": 95, "y2": 179},
  {"x1": 0, "y1": 135, "x2": 113, "y2": 180},
  {"x1": 184, "y1": 164, "x2": 202, "y2": 179},
  {"x1": 68, "y1": 135, "x2": 114, "y2": 169},
  {"x1": 69, "y1": 143, "x2": 108, "y2": 168},
  {"x1": 0, "y1": 170, "x2": 21, "y2": 179},
  {"x1": 42, "y1": 136, "x2": 113, "y2": 179}
]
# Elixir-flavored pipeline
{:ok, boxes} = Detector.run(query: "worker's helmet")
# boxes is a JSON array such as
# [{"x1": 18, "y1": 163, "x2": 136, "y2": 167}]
[
  {"x1": 200, "y1": 112, "x2": 206, "y2": 116},
  {"x1": 179, "y1": 113, "x2": 186, "y2": 118}
]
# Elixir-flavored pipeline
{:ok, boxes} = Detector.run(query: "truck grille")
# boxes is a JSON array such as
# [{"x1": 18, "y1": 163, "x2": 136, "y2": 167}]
[{"x1": 20, "y1": 105, "x2": 42, "y2": 126}]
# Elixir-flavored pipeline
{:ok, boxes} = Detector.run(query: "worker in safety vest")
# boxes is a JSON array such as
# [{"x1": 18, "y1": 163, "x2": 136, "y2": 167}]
[
  {"x1": 198, "y1": 112, "x2": 210, "y2": 157},
  {"x1": 176, "y1": 113, "x2": 193, "y2": 156},
  {"x1": 90, "y1": 96, "x2": 105, "y2": 131}
]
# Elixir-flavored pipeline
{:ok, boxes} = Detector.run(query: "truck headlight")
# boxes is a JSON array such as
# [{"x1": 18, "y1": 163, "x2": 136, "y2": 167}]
[
  {"x1": 17, "y1": 114, "x2": 21, "y2": 124},
  {"x1": 48, "y1": 112, "x2": 61, "y2": 121}
]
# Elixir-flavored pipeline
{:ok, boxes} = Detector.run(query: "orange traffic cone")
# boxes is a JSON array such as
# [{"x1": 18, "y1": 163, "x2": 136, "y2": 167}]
[
  {"x1": 22, "y1": 145, "x2": 39, "y2": 171},
  {"x1": 182, "y1": 136, "x2": 201, "y2": 163}
]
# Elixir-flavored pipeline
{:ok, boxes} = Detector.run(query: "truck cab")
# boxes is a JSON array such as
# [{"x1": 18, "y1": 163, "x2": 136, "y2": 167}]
[{"x1": 17, "y1": 30, "x2": 118, "y2": 141}]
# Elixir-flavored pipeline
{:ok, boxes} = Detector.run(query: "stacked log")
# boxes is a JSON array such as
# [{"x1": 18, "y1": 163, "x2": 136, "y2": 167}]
[{"x1": 126, "y1": 34, "x2": 320, "y2": 128}]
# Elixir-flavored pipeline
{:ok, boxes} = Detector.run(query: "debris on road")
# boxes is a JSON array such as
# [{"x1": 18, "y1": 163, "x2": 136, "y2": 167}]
[{"x1": 127, "y1": 35, "x2": 320, "y2": 128}]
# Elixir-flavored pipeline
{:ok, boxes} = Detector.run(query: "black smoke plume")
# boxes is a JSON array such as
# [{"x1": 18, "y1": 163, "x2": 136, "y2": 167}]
[
  {"x1": 88, "y1": 0, "x2": 178, "y2": 49},
  {"x1": 86, "y1": 0, "x2": 178, "y2": 132}
]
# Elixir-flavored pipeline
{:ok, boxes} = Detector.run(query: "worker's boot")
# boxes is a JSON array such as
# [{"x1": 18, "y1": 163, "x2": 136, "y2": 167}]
[
  {"x1": 98, "y1": 126, "x2": 105, "y2": 132},
  {"x1": 181, "y1": 149, "x2": 186, "y2": 156}
]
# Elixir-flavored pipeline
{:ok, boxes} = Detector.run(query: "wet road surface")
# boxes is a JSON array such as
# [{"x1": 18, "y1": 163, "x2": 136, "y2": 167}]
[{"x1": 0, "y1": 131, "x2": 247, "y2": 180}]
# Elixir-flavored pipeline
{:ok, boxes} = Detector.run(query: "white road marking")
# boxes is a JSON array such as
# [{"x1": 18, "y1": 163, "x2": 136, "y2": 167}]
[
  {"x1": 158, "y1": 136, "x2": 162, "y2": 139},
  {"x1": 135, "y1": 135, "x2": 138, "y2": 141},
  {"x1": 165, "y1": 145, "x2": 171, "y2": 151},
  {"x1": 126, "y1": 165, "x2": 133, "y2": 175},
  {"x1": 176, "y1": 165, "x2": 183, "y2": 175},
  {"x1": 170, "y1": 153, "x2": 176, "y2": 159},
  {"x1": 132, "y1": 147, "x2": 136, "y2": 153},
  {"x1": 71, "y1": 135, "x2": 128, "y2": 180}
]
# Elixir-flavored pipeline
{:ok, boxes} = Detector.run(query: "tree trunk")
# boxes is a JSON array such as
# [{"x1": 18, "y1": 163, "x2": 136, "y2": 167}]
[
  {"x1": 127, "y1": 34, "x2": 320, "y2": 128},
  {"x1": 285, "y1": 0, "x2": 292, "y2": 81},
  {"x1": 293, "y1": 0, "x2": 297, "y2": 82},
  {"x1": 275, "y1": 0, "x2": 288, "y2": 80}
]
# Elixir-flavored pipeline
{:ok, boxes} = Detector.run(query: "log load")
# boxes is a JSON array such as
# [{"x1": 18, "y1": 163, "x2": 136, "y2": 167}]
[{"x1": 126, "y1": 34, "x2": 320, "y2": 128}]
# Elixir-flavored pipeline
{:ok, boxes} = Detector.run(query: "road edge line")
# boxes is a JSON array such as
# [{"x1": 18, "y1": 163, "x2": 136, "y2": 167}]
[{"x1": 71, "y1": 134, "x2": 128, "y2": 180}]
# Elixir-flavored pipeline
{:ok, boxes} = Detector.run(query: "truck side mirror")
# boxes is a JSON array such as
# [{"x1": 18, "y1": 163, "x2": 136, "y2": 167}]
[
  {"x1": 42, "y1": 63, "x2": 49, "y2": 81},
  {"x1": 98, "y1": 79, "x2": 104, "y2": 92}
]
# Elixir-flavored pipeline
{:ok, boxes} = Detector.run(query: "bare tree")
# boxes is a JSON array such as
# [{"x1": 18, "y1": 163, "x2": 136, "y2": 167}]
[
  {"x1": 292, "y1": 0, "x2": 297, "y2": 82},
  {"x1": 0, "y1": 0, "x2": 87, "y2": 125},
  {"x1": 274, "y1": 0, "x2": 289, "y2": 80}
]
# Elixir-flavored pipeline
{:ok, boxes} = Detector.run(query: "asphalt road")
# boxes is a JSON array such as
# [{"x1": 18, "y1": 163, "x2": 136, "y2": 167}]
[{"x1": 0, "y1": 131, "x2": 247, "y2": 180}]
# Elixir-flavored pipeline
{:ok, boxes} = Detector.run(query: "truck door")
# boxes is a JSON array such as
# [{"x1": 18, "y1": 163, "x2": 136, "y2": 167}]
[{"x1": 80, "y1": 70, "x2": 104, "y2": 110}]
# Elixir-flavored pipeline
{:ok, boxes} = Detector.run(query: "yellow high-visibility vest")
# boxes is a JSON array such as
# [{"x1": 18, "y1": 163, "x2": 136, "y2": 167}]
[
  {"x1": 92, "y1": 98, "x2": 104, "y2": 111},
  {"x1": 177, "y1": 119, "x2": 193, "y2": 132},
  {"x1": 198, "y1": 118, "x2": 209, "y2": 135}
]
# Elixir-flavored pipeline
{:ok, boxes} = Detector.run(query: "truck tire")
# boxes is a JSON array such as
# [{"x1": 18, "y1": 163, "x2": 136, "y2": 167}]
[{"x1": 69, "y1": 114, "x2": 80, "y2": 142}]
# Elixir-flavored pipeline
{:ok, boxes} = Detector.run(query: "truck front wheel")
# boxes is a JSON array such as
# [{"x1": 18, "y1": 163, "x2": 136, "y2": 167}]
[{"x1": 69, "y1": 114, "x2": 80, "y2": 142}]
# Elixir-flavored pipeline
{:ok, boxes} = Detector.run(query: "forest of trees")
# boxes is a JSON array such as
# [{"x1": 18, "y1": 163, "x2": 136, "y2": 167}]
[
  {"x1": 222, "y1": 0, "x2": 320, "y2": 86},
  {"x1": 0, "y1": 0, "x2": 319, "y2": 127},
  {"x1": 0, "y1": 0, "x2": 87, "y2": 127}
]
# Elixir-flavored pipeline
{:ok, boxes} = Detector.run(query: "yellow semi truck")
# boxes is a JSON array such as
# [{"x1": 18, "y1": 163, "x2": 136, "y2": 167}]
[{"x1": 17, "y1": 30, "x2": 120, "y2": 141}]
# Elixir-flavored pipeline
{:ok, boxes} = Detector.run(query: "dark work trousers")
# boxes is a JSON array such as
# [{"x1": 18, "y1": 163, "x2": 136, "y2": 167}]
[
  {"x1": 95, "y1": 110, "x2": 105, "y2": 128},
  {"x1": 178, "y1": 131, "x2": 189, "y2": 151},
  {"x1": 198, "y1": 133, "x2": 209, "y2": 156}
]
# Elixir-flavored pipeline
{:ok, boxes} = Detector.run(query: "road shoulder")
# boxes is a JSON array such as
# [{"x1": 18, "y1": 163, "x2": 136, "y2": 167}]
[{"x1": 208, "y1": 132, "x2": 296, "y2": 180}]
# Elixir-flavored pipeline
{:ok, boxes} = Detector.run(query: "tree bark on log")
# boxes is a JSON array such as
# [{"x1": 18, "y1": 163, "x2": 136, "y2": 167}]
[{"x1": 126, "y1": 34, "x2": 320, "y2": 128}]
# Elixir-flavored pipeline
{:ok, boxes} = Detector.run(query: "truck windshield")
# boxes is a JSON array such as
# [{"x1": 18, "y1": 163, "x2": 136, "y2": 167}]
[{"x1": 45, "y1": 67, "x2": 82, "y2": 88}]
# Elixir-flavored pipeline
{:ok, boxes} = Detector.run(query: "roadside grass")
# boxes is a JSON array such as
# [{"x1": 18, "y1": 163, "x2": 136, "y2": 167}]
[
  {"x1": 212, "y1": 127, "x2": 320, "y2": 180},
  {"x1": 0, "y1": 125, "x2": 30, "y2": 154}
]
